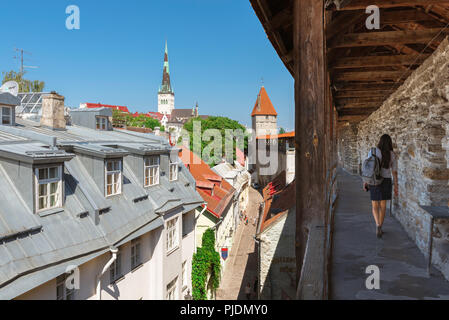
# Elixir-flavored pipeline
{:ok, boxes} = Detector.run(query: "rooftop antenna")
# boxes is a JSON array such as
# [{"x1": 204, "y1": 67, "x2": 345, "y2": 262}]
[
  {"x1": 13, "y1": 48, "x2": 39, "y2": 75},
  {"x1": 260, "y1": 77, "x2": 264, "y2": 87}
]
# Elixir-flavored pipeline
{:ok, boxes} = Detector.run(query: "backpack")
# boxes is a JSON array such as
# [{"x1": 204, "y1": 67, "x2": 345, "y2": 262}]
[{"x1": 361, "y1": 147, "x2": 383, "y2": 186}]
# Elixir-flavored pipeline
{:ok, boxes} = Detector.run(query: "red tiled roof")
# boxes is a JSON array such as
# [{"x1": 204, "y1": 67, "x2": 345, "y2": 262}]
[
  {"x1": 251, "y1": 87, "x2": 277, "y2": 117},
  {"x1": 203, "y1": 174, "x2": 222, "y2": 182},
  {"x1": 179, "y1": 147, "x2": 235, "y2": 219},
  {"x1": 256, "y1": 131, "x2": 295, "y2": 140},
  {"x1": 147, "y1": 112, "x2": 165, "y2": 121},
  {"x1": 259, "y1": 171, "x2": 295, "y2": 232},
  {"x1": 85, "y1": 103, "x2": 129, "y2": 113},
  {"x1": 236, "y1": 147, "x2": 245, "y2": 167},
  {"x1": 196, "y1": 180, "x2": 214, "y2": 189}
]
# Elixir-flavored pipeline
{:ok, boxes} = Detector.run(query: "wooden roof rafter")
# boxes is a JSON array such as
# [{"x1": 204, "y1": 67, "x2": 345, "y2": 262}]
[{"x1": 250, "y1": 0, "x2": 449, "y2": 122}]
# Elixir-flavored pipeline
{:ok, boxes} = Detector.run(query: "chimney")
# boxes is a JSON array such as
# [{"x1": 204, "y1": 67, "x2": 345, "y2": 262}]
[{"x1": 41, "y1": 92, "x2": 66, "y2": 130}]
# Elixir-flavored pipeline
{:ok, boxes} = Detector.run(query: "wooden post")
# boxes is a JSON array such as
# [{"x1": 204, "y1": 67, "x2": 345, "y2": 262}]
[{"x1": 294, "y1": 0, "x2": 327, "y2": 288}]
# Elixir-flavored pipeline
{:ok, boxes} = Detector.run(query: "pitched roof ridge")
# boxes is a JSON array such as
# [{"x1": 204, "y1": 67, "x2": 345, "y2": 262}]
[{"x1": 251, "y1": 86, "x2": 277, "y2": 117}]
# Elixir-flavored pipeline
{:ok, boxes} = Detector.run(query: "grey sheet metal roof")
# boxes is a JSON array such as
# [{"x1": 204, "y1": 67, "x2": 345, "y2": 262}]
[
  {"x1": 0, "y1": 92, "x2": 20, "y2": 106},
  {"x1": 0, "y1": 142, "x2": 74, "y2": 164},
  {"x1": 0, "y1": 118, "x2": 203, "y2": 298}
]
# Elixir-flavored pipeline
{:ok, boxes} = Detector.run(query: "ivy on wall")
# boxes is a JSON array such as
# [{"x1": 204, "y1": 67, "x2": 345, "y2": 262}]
[{"x1": 191, "y1": 228, "x2": 221, "y2": 300}]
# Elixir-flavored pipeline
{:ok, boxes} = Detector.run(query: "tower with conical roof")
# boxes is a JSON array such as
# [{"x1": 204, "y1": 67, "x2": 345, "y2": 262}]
[
  {"x1": 251, "y1": 86, "x2": 278, "y2": 137},
  {"x1": 158, "y1": 41, "x2": 175, "y2": 115}
]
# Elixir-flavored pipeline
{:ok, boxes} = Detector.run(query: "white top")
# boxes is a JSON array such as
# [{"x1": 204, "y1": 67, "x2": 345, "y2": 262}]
[{"x1": 368, "y1": 147, "x2": 398, "y2": 178}]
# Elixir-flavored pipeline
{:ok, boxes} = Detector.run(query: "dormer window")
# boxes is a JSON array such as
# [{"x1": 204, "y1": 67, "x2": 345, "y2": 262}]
[
  {"x1": 96, "y1": 116, "x2": 108, "y2": 130},
  {"x1": 105, "y1": 159, "x2": 122, "y2": 197},
  {"x1": 1, "y1": 106, "x2": 12, "y2": 125},
  {"x1": 35, "y1": 166, "x2": 63, "y2": 212},
  {"x1": 144, "y1": 156, "x2": 160, "y2": 187},
  {"x1": 169, "y1": 161, "x2": 178, "y2": 181}
]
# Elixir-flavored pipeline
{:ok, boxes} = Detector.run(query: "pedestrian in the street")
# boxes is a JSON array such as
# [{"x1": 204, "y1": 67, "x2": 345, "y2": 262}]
[
  {"x1": 362, "y1": 134, "x2": 399, "y2": 238},
  {"x1": 245, "y1": 282, "x2": 251, "y2": 300}
]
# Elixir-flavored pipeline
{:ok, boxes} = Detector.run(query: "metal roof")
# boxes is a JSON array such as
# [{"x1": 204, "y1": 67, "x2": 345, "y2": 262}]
[
  {"x1": 0, "y1": 118, "x2": 203, "y2": 299},
  {"x1": 0, "y1": 92, "x2": 21, "y2": 107}
]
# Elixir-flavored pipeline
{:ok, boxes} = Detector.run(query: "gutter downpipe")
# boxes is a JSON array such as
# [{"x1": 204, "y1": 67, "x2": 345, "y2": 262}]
[
  {"x1": 195, "y1": 203, "x2": 208, "y2": 221},
  {"x1": 195, "y1": 203, "x2": 208, "y2": 253},
  {"x1": 96, "y1": 247, "x2": 118, "y2": 300}
]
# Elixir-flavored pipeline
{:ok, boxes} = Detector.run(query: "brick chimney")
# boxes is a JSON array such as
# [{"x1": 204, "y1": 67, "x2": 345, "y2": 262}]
[{"x1": 41, "y1": 91, "x2": 66, "y2": 130}]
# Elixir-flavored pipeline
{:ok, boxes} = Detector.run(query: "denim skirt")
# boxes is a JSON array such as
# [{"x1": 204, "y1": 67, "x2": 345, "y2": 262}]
[{"x1": 369, "y1": 178, "x2": 392, "y2": 201}]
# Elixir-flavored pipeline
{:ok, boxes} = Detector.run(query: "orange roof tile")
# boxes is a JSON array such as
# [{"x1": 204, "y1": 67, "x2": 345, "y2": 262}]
[
  {"x1": 179, "y1": 147, "x2": 235, "y2": 218},
  {"x1": 251, "y1": 87, "x2": 278, "y2": 117},
  {"x1": 256, "y1": 131, "x2": 295, "y2": 140},
  {"x1": 259, "y1": 171, "x2": 295, "y2": 233}
]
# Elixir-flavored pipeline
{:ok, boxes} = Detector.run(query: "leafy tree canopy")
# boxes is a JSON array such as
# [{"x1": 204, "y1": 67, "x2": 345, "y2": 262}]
[
  {"x1": 181, "y1": 116, "x2": 248, "y2": 166},
  {"x1": 1, "y1": 70, "x2": 45, "y2": 93},
  {"x1": 112, "y1": 110, "x2": 163, "y2": 131}
]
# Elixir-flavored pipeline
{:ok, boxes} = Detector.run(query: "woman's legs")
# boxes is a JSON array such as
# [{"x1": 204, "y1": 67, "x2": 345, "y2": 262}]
[
  {"x1": 371, "y1": 201, "x2": 380, "y2": 226},
  {"x1": 379, "y1": 200, "x2": 387, "y2": 227}
]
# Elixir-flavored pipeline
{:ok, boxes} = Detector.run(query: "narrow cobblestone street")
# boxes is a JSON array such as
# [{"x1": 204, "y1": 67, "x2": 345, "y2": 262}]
[{"x1": 216, "y1": 187, "x2": 263, "y2": 300}]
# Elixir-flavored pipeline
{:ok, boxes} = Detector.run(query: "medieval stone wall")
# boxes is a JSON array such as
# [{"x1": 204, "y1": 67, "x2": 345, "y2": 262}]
[
  {"x1": 351, "y1": 38, "x2": 449, "y2": 278},
  {"x1": 337, "y1": 123, "x2": 359, "y2": 174}
]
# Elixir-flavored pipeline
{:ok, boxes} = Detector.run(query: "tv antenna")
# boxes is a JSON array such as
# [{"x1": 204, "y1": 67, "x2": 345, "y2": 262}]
[{"x1": 13, "y1": 48, "x2": 39, "y2": 75}]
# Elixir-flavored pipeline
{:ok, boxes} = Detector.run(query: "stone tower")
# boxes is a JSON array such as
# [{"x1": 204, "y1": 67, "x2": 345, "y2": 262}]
[
  {"x1": 251, "y1": 86, "x2": 277, "y2": 137},
  {"x1": 158, "y1": 41, "x2": 175, "y2": 115}
]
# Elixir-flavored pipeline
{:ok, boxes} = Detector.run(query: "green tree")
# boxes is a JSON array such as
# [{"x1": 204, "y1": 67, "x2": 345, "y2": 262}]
[
  {"x1": 112, "y1": 109, "x2": 127, "y2": 128},
  {"x1": 279, "y1": 127, "x2": 286, "y2": 134},
  {"x1": 181, "y1": 116, "x2": 248, "y2": 166},
  {"x1": 1, "y1": 70, "x2": 45, "y2": 93},
  {"x1": 123, "y1": 114, "x2": 162, "y2": 130},
  {"x1": 191, "y1": 228, "x2": 221, "y2": 300}
]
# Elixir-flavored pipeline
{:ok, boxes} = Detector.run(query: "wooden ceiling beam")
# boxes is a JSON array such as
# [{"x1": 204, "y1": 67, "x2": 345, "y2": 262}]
[
  {"x1": 338, "y1": 101, "x2": 382, "y2": 108},
  {"x1": 329, "y1": 28, "x2": 448, "y2": 48},
  {"x1": 380, "y1": 8, "x2": 444, "y2": 24},
  {"x1": 336, "y1": 0, "x2": 449, "y2": 10},
  {"x1": 331, "y1": 54, "x2": 430, "y2": 68},
  {"x1": 333, "y1": 82, "x2": 403, "y2": 90},
  {"x1": 338, "y1": 107, "x2": 379, "y2": 115},
  {"x1": 271, "y1": 7, "x2": 292, "y2": 29},
  {"x1": 334, "y1": 70, "x2": 411, "y2": 81},
  {"x1": 335, "y1": 96, "x2": 387, "y2": 105},
  {"x1": 337, "y1": 115, "x2": 369, "y2": 122},
  {"x1": 334, "y1": 89, "x2": 395, "y2": 98},
  {"x1": 326, "y1": 11, "x2": 365, "y2": 40}
]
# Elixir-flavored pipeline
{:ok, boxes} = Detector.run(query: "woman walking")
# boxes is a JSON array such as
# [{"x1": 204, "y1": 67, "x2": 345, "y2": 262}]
[{"x1": 363, "y1": 134, "x2": 399, "y2": 238}]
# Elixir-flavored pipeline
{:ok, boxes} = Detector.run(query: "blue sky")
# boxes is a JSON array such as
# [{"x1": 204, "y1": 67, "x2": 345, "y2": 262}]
[{"x1": 0, "y1": 0, "x2": 294, "y2": 130}]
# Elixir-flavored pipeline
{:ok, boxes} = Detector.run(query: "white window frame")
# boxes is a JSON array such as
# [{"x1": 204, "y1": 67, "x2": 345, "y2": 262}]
[
  {"x1": 166, "y1": 216, "x2": 179, "y2": 253},
  {"x1": 0, "y1": 106, "x2": 12, "y2": 125},
  {"x1": 96, "y1": 116, "x2": 108, "y2": 130},
  {"x1": 131, "y1": 238, "x2": 141, "y2": 270},
  {"x1": 169, "y1": 161, "x2": 178, "y2": 181},
  {"x1": 35, "y1": 165, "x2": 63, "y2": 213},
  {"x1": 144, "y1": 156, "x2": 160, "y2": 187},
  {"x1": 56, "y1": 274, "x2": 75, "y2": 300},
  {"x1": 166, "y1": 277, "x2": 178, "y2": 300},
  {"x1": 105, "y1": 159, "x2": 122, "y2": 197},
  {"x1": 110, "y1": 251, "x2": 122, "y2": 283},
  {"x1": 182, "y1": 261, "x2": 188, "y2": 289}
]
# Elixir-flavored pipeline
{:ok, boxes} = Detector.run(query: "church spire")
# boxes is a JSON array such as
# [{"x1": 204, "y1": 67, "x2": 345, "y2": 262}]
[{"x1": 159, "y1": 41, "x2": 173, "y2": 94}]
